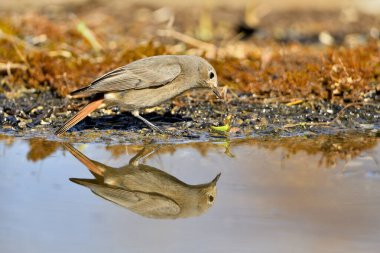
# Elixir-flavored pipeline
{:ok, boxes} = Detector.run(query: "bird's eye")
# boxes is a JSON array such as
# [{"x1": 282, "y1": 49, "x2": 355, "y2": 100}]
[
  {"x1": 209, "y1": 72, "x2": 215, "y2": 79},
  {"x1": 208, "y1": 195, "x2": 214, "y2": 202}
]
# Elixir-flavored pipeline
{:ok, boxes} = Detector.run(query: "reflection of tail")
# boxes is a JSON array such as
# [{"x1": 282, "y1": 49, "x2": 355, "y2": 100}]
[
  {"x1": 63, "y1": 143, "x2": 104, "y2": 176},
  {"x1": 55, "y1": 98, "x2": 104, "y2": 135}
]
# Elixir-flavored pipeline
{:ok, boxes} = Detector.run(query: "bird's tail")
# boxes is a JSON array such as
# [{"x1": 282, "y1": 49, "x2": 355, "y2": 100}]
[
  {"x1": 55, "y1": 98, "x2": 104, "y2": 135},
  {"x1": 62, "y1": 143, "x2": 105, "y2": 176}
]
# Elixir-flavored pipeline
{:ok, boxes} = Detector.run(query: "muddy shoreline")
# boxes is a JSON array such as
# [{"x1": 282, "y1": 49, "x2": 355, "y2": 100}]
[{"x1": 0, "y1": 89, "x2": 378, "y2": 144}]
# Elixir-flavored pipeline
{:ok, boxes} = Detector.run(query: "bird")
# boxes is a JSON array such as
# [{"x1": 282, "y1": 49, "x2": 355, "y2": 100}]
[
  {"x1": 63, "y1": 143, "x2": 221, "y2": 219},
  {"x1": 55, "y1": 55, "x2": 220, "y2": 135}
]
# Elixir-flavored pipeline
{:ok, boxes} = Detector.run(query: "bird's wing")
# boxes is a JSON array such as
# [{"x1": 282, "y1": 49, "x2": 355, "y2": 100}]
[
  {"x1": 70, "y1": 178, "x2": 181, "y2": 218},
  {"x1": 71, "y1": 58, "x2": 182, "y2": 96}
]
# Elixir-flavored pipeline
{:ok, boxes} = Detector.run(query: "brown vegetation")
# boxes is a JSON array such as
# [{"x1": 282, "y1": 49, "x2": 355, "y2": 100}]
[{"x1": 0, "y1": 7, "x2": 379, "y2": 104}]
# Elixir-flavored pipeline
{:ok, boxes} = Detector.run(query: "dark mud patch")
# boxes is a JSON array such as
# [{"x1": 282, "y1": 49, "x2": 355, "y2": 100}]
[{"x1": 0, "y1": 90, "x2": 378, "y2": 144}]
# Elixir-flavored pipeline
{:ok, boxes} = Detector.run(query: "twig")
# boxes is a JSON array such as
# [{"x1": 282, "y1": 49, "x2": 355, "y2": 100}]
[
  {"x1": 283, "y1": 121, "x2": 329, "y2": 128},
  {"x1": 338, "y1": 57, "x2": 349, "y2": 77},
  {"x1": 11, "y1": 43, "x2": 29, "y2": 67},
  {"x1": 0, "y1": 62, "x2": 27, "y2": 74},
  {"x1": 286, "y1": 99, "x2": 303, "y2": 106},
  {"x1": 329, "y1": 102, "x2": 378, "y2": 125},
  {"x1": 157, "y1": 29, "x2": 217, "y2": 55},
  {"x1": 48, "y1": 50, "x2": 73, "y2": 58},
  {"x1": 76, "y1": 21, "x2": 103, "y2": 53}
]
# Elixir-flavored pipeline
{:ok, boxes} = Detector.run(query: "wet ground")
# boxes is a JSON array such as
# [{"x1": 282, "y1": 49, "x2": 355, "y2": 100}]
[
  {"x1": 0, "y1": 90, "x2": 379, "y2": 143},
  {"x1": 0, "y1": 134, "x2": 379, "y2": 253}
]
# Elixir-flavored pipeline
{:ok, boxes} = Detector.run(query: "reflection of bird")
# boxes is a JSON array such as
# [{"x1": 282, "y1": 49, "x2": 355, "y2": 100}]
[
  {"x1": 64, "y1": 143, "x2": 221, "y2": 219},
  {"x1": 55, "y1": 55, "x2": 220, "y2": 135}
]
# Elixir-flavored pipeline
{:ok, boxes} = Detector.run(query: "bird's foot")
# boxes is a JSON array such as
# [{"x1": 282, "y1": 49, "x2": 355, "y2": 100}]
[{"x1": 149, "y1": 124, "x2": 164, "y2": 134}]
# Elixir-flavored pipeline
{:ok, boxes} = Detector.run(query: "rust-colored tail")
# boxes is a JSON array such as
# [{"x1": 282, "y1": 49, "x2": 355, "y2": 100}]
[
  {"x1": 62, "y1": 143, "x2": 105, "y2": 176},
  {"x1": 55, "y1": 98, "x2": 104, "y2": 135}
]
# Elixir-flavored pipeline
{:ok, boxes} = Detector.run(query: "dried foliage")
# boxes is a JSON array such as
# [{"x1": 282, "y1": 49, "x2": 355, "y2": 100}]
[
  {"x1": 151, "y1": 133, "x2": 378, "y2": 168},
  {"x1": 0, "y1": 7, "x2": 379, "y2": 104},
  {"x1": 27, "y1": 138, "x2": 60, "y2": 161},
  {"x1": 0, "y1": 133, "x2": 376, "y2": 178},
  {"x1": 5, "y1": 133, "x2": 375, "y2": 168},
  {"x1": 246, "y1": 134, "x2": 379, "y2": 168}
]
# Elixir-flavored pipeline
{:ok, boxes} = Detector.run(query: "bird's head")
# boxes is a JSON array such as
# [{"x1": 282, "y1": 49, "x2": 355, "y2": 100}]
[{"x1": 197, "y1": 58, "x2": 221, "y2": 98}]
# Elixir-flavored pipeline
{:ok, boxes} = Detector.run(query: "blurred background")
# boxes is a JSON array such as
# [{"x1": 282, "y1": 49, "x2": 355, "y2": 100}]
[{"x1": 1, "y1": 0, "x2": 380, "y2": 13}]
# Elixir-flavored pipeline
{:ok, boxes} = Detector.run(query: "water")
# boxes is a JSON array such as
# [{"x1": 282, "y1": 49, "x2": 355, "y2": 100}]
[{"x1": 0, "y1": 134, "x2": 379, "y2": 253}]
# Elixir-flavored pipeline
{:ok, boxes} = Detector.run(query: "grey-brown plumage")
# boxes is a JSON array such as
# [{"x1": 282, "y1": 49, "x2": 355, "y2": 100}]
[
  {"x1": 64, "y1": 143, "x2": 221, "y2": 219},
  {"x1": 55, "y1": 55, "x2": 220, "y2": 135}
]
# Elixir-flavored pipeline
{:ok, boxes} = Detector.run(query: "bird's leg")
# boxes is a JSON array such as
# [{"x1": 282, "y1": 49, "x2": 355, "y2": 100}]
[
  {"x1": 132, "y1": 110, "x2": 163, "y2": 133},
  {"x1": 129, "y1": 145, "x2": 161, "y2": 166}
]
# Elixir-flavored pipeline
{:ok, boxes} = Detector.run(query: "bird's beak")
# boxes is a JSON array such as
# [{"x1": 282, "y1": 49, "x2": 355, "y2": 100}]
[
  {"x1": 212, "y1": 87, "x2": 222, "y2": 99},
  {"x1": 211, "y1": 173, "x2": 221, "y2": 185}
]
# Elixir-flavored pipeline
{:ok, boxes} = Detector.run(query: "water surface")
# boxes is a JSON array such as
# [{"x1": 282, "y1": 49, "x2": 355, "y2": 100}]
[{"x1": 0, "y1": 134, "x2": 379, "y2": 253}]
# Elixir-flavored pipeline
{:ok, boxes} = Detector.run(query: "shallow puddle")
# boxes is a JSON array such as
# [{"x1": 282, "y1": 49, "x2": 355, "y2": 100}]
[{"x1": 0, "y1": 134, "x2": 379, "y2": 253}]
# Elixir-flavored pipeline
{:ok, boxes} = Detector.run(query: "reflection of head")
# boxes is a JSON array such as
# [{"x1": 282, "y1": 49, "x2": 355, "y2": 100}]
[
  {"x1": 195, "y1": 173, "x2": 220, "y2": 214},
  {"x1": 64, "y1": 143, "x2": 221, "y2": 219}
]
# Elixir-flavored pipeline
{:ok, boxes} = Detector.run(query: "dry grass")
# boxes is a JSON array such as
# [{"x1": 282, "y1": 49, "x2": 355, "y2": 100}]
[{"x1": 0, "y1": 7, "x2": 379, "y2": 104}]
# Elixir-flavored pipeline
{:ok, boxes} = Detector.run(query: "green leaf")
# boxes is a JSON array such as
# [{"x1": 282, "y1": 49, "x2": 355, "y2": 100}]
[{"x1": 211, "y1": 115, "x2": 232, "y2": 133}]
